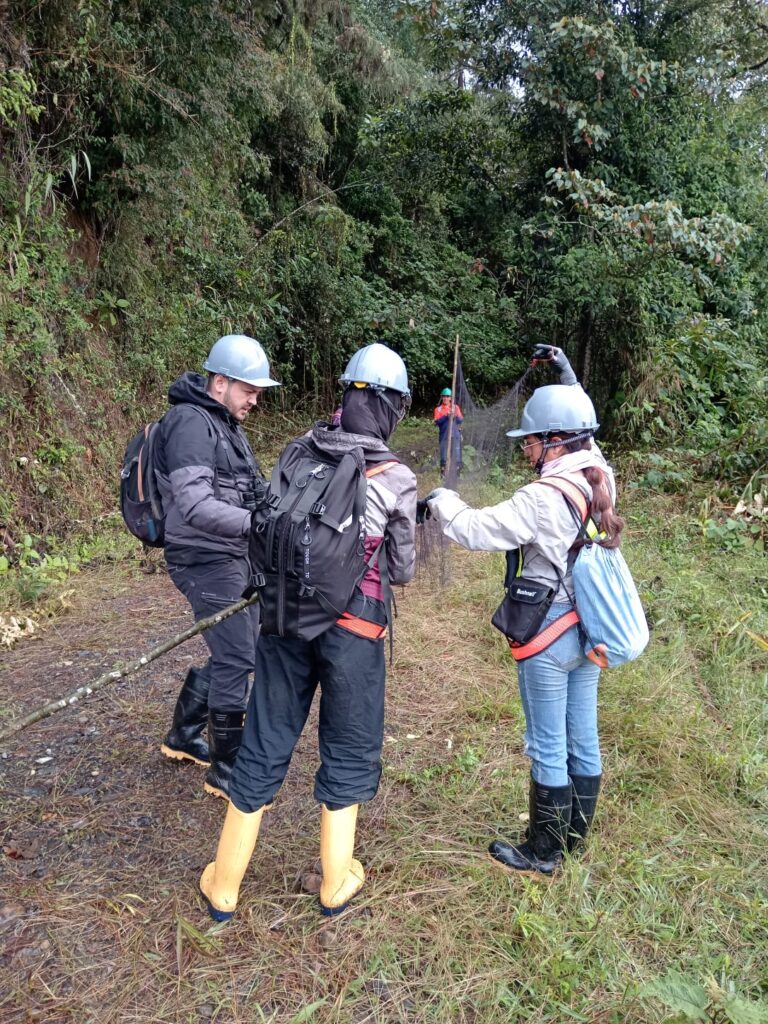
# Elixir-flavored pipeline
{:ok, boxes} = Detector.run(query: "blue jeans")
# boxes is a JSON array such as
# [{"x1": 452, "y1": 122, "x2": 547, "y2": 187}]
[{"x1": 516, "y1": 604, "x2": 602, "y2": 787}]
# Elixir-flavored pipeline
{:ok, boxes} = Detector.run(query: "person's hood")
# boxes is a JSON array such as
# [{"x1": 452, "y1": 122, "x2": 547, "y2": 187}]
[
  {"x1": 309, "y1": 421, "x2": 392, "y2": 460},
  {"x1": 167, "y1": 372, "x2": 239, "y2": 427},
  {"x1": 540, "y1": 445, "x2": 617, "y2": 503},
  {"x1": 340, "y1": 385, "x2": 400, "y2": 441}
]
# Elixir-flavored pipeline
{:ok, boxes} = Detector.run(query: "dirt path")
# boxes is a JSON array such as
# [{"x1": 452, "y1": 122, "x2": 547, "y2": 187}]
[{"x1": 0, "y1": 541, "x2": 498, "y2": 1024}]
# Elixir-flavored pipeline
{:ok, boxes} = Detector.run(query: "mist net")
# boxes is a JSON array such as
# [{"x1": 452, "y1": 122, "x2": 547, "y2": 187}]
[{"x1": 415, "y1": 355, "x2": 535, "y2": 580}]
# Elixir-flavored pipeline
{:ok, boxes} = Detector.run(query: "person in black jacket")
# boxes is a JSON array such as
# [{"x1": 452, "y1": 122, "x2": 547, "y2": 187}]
[
  {"x1": 156, "y1": 334, "x2": 280, "y2": 799},
  {"x1": 199, "y1": 343, "x2": 417, "y2": 922}
]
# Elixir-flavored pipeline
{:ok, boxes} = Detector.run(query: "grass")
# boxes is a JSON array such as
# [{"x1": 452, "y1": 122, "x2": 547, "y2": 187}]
[{"x1": 0, "y1": 425, "x2": 767, "y2": 1023}]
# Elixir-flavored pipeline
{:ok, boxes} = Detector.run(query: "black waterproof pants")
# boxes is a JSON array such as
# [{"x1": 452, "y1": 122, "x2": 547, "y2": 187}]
[
  {"x1": 167, "y1": 556, "x2": 259, "y2": 711},
  {"x1": 229, "y1": 617, "x2": 386, "y2": 812}
]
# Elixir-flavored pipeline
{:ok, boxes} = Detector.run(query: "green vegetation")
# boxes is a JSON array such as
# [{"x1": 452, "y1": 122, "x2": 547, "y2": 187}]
[
  {"x1": 1, "y1": 0, "x2": 767, "y2": 559},
  {"x1": 1, "y1": 447, "x2": 766, "y2": 1021}
]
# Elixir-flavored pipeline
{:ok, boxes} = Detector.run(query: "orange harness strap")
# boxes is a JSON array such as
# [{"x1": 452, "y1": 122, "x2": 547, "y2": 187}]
[
  {"x1": 508, "y1": 610, "x2": 579, "y2": 662},
  {"x1": 335, "y1": 612, "x2": 386, "y2": 641},
  {"x1": 365, "y1": 461, "x2": 399, "y2": 479}
]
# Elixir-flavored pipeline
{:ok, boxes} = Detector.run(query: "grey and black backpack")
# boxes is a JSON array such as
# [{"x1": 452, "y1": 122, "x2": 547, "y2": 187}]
[
  {"x1": 120, "y1": 406, "x2": 222, "y2": 547},
  {"x1": 247, "y1": 437, "x2": 390, "y2": 641},
  {"x1": 120, "y1": 420, "x2": 166, "y2": 547}
]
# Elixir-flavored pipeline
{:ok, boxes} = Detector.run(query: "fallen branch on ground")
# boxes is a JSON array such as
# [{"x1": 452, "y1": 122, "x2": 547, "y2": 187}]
[{"x1": 0, "y1": 595, "x2": 259, "y2": 742}]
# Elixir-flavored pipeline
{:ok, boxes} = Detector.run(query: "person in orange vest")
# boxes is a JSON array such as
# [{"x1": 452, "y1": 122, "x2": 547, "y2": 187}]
[{"x1": 433, "y1": 387, "x2": 463, "y2": 475}]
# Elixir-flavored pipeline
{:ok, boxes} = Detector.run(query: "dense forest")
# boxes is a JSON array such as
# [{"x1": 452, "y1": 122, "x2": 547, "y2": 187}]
[{"x1": 1, "y1": 0, "x2": 767, "y2": 547}]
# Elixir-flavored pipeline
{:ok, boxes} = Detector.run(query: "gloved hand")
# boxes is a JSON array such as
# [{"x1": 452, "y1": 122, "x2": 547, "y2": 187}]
[
  {"x1": 416, "y1": 488, "x2": 453, "y2": 524},
  {"x1": 532, "y1": 344, "x2": 577, "y2": 386},
  {"x1": 416, "y1": 499, "x2": 431, "y2": 525}
]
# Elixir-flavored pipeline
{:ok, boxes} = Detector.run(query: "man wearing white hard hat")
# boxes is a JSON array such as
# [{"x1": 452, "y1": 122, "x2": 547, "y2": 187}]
[{"x1": 155, "y1": 334, "x2": 280, "y2": 800}]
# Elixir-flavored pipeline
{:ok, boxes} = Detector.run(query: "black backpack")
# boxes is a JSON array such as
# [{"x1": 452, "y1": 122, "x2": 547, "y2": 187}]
[
  {"x1": 120, "y1": 421, "x2": 166, "y2": 546},
  {"x1": 119, "y1": 407, "x2": 219, "y2": 547},
  {"x1": 247, "y1": 437, "x2": 390, "y2": 641}
]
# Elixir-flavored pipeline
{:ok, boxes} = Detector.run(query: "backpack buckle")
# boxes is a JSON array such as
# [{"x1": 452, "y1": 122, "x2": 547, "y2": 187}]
[
  {"x1": 267, "y1": 493, "x2": 281, "y2": 509},
  {"x1": 250, "y1": 572, "x2": 266, "y2": 588},
  {"x1": 298, "y1": 583, "x2": 316, "y2": 597},
  {"x1": 310, "y1": 502, "x2": 326, "y2": 516}
]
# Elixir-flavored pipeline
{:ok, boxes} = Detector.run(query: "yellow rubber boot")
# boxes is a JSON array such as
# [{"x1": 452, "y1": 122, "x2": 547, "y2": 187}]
[
  {"x1": 319, "y1": 803, "x2": 365, "y2": 916},
  {"x1": 200, "y1": 803, "x2": 265, "y2": 922}
]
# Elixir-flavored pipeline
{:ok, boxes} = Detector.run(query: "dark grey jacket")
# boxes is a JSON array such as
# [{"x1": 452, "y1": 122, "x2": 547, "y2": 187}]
[{"x1": 155, "y1": 373, "x2": 265, "y2": 560}]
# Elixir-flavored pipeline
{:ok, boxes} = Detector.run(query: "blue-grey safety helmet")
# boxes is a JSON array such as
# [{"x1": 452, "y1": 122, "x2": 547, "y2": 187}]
[
  {"x1": 203, "y1": 334, "x2": 281, "y2": 387},
  {"x1": 506, "y1": 385, "x2": 599, "y2": 438},
  {"x1": 339, "y1": 343, "x2": 412, "y2": 420},
  {"x1": 339, "y1": 342, "x2": 410, "y2": 396}
]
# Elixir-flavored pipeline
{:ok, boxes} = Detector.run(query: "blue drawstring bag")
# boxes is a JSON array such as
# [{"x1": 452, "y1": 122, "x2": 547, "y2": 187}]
[{"x1": 570, "y1": 543, "x2": 649, "y2": 668}]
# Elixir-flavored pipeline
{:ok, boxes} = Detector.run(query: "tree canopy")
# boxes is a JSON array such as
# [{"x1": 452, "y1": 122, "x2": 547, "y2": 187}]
[{"x1": 1, "y1": 0, "x2": 767, "y2": 537}]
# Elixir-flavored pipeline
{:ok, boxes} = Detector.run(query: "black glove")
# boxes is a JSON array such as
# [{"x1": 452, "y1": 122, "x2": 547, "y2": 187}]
[
  {"x1": 532, "y1": 344, "x2": 577, "y2": 385},
  {"x1": 416, "y1": 499, "x2": 431, "y2": 525}
]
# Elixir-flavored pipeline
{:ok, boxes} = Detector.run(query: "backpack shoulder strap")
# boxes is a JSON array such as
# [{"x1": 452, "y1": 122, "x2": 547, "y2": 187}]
[
  {"x1": 357, "y1": 459, "x2": 400, "y2": 660},
  {"x1": 138, "y1": 422, "x2": 166, "y2": 520},
  {"x1": 534, "y1": 475, "x2": 603, "y2": 542},
  {"x1": 189, "y1": 406, "x2": 224, "y2": 454},
  {"x1": 181, "y1": 405, "x2": 225, "y2": 497},
  {"x1": 534, "y1": 476, "x2": 589, "y2": 523}
]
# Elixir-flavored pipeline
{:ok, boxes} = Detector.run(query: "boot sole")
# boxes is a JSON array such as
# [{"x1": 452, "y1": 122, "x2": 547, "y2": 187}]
[
  {"x1": 487, "y1": 851, "x2": 557, "y2": 881},
  {"x1": 319, "y1": 863, "x2": 365, "y2": 916},
  {"x1": 319, "y1": 899, "x2": 352, "y2": 917},
  {"x1": 160, "y1": 744, "x2": 210, "y2": 767},
  {"x1": 203, "y1": 781, "x2": 230, "y2": 800}
]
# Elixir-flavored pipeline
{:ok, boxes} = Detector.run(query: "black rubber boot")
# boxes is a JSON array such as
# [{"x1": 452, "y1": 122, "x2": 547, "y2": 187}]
[
  {"x1": 204, "y1": 710, "x2": 245, "y2": 800},
  {"x1": 488, "y1": 777, "x2": 572, "y2": 878},
  {"x1": 160, "y1": 668, "x2": 210, "y2": 766},
  {"x1": 567, "y1": 774, "x2": 601, "y2": 853}
]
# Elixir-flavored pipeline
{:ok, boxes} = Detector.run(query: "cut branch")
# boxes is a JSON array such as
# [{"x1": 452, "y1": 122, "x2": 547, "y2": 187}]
[
  {"x1": 744, "y1": 53, "x2": 768, "y2": 72},
  {"x1": 0, "y1": 595, "x2": 259, "y2": 742}
]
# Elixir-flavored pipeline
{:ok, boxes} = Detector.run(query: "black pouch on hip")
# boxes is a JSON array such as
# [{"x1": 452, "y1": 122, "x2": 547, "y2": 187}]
[{"x1": 491, "y1": 577, "x2": 556, "y2": 644}]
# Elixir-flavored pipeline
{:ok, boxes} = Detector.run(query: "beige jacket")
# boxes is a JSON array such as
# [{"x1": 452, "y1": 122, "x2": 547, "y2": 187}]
[{"x1": 428, "y1": 471, "x2": 595, "y2": 602}]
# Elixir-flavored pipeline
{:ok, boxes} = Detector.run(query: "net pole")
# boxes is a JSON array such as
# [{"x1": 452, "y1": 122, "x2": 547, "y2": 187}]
[{"x1": 445, "y1": 334, "x2": 460, "y2": 481}]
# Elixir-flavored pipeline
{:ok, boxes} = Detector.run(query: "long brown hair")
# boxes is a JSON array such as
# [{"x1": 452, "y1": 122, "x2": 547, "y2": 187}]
[{"x1": 562, "y1": 436, "x2": 625, "y2": 549}]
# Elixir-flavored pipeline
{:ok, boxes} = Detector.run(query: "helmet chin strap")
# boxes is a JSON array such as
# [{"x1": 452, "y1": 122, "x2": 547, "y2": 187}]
[
  {"x1": 534, "y1": 430, "x2": 594, "y2": 475},
  {"x1": 367, "y1": 384, "x2": 411, "y2": 422}
]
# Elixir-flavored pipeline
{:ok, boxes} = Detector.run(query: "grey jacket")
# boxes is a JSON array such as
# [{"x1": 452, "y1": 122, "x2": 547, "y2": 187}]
[{"x1": 155, "y1": 373, "x2": 265, "y2": 560}]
